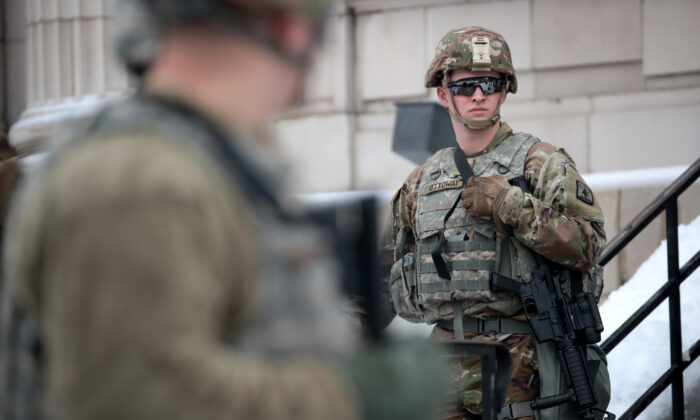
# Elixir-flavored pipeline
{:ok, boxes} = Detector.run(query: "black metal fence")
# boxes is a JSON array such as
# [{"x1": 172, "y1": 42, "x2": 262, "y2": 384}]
[{"x1": 598, "y1": 158, "x2": 700, "y2": 420}]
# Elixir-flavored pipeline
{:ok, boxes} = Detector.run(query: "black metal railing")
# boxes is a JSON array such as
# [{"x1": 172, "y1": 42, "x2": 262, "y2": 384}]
[{"x1": 598, "y1": 158, "x2": 700, "y2": 420}]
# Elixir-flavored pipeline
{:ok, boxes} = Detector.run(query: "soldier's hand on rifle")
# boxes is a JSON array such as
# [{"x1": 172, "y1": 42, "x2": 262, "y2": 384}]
[{"x1": 462, "y1": 175, "x2": 511, "y2": 219}]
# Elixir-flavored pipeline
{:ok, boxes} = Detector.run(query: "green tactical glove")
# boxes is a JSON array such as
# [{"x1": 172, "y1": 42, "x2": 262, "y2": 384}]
[
  {"x1": 339, "y1": 339, "x2": 451, "y2": 420},
  {"x1": 461, "y1": 175, "x2": 512, "y2": 233},
  {"x1": 461, "y1": 175, "x2": 511, "y2": 218}
]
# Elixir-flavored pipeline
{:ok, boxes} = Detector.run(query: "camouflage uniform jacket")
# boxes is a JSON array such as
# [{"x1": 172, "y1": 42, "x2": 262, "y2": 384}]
[
  {"x1": 381, "y1": 121, "x2": 606, "y2": 416},
  {"x1": 2, "y1": 95, "x2": 361, "y2": 420},
  {"x1": 382, "y1": 121, "x2": 606, "y2": 323}
]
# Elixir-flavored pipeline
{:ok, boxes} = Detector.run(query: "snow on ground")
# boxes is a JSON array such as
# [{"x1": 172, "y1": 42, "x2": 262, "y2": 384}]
[
  {"x1": 386, "y1": 215, "x2": 700, "y2": 419},
  {"x1": 601, "y1": 214, "x2": 700, "y2": 419}
]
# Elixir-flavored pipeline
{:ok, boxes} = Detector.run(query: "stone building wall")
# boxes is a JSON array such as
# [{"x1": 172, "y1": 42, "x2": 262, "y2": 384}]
[
  {"x1": 1, "y1": 0, "x2": 27, "y2": 141},
  {"x1": 275, "y1": 0, "x2": 700, "y2": 296},
  {"x1": 3, "y1": 0, "x2": 700, "y2": 295}
]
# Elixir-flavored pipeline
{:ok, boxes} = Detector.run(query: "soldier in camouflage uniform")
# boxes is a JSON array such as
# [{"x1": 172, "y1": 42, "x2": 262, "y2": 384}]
[
  {"x1": 0, "y1": 1, "x2": 449, "y2": 419},
  {"x1": 383, "y1": 27, "x2": 611, "y2": 419}
]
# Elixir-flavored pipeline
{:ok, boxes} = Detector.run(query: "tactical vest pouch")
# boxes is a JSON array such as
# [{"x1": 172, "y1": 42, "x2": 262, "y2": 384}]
[
  {"x1": 389, "y1": 253, "x2": 422, "y2": 322},
  {"x1": 410, "y1": 229, "x2": 509, "y2": 326}
]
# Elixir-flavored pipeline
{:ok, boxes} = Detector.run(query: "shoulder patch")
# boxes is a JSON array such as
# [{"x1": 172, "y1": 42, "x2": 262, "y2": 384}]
[{"x1": 576, "y1": 180, "x2": 594, "y2": 205}]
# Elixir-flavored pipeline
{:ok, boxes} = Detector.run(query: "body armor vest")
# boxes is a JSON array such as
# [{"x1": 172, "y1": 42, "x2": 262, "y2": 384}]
[
  {"x1": 390, "y1": 132, "x2": 539, "y2": 324},
  {"x1": 1, "y1": 96, "x2": 358, "y2": 419}
]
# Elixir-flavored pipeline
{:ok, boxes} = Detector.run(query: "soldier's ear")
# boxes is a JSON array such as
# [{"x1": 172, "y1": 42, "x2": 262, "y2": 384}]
[
  {"x1": 437, "y1": 86, "x2": 449, "y2": 108},
  {"x1": 499, "y1": 92, "x2": 507, "y2": 105}
]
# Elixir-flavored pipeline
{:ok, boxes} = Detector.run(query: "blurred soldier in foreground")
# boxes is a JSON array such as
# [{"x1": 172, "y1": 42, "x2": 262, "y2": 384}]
[
  {"x1": 0, "y1": 1, "x2": 447, "y2": 419},
  {"x1": 382, "y1": 27, "x2": 611, "y2": 419}
]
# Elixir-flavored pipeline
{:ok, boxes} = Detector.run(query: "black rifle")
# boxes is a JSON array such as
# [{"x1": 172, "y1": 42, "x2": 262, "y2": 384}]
[{"x1": 490, "y1": 177, "x2": 614, "y2": 420}]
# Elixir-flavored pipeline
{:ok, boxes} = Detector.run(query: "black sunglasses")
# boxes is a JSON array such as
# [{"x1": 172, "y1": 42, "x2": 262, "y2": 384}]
[{"x1": 447, "y1": 76, "x2": 505, "y2": 96}]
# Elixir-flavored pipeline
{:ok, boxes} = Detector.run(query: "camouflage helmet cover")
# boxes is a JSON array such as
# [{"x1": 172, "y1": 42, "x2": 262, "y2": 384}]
[{"x1": 425, "y1": 26, "x2": 517, "y2": 94}]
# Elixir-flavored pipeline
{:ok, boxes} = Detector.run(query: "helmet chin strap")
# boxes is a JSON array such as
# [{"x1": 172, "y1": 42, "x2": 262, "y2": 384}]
[{"x1": 441, "y1": 76, "x2": 504, "y2": 132}]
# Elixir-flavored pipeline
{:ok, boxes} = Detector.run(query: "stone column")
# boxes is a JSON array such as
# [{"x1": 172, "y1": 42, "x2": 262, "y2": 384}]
[{"x1": 9, "y1": 0, "x2": 129, "y2": 155}]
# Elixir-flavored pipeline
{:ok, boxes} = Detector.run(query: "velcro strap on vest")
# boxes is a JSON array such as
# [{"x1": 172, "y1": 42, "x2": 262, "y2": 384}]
[
  {"x1": 498, "y1": 401, "x2": 536, "y2": 419},
  {"x1": 421, "y1": 279, "x2": 492, "y2": 293},
  {"x1": 437, "y1": 317, "x2": 532, "y2": 335},
  {"x1": 420, "y1": 260, "x2": 495, "y2": 273},
  {"x1": 421, "y1": 239, "x2": 496, "y2": 254}
]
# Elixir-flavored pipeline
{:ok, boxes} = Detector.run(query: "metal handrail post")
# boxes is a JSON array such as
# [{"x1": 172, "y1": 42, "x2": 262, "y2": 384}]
[{"x1": 666, "y1": 200, "x2": 683, "y2": 420}]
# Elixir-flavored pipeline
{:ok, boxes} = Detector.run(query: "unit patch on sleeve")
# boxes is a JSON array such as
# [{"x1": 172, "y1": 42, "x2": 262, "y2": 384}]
[
  {"x1": 576, "y1": 180, "x2": 594, "y2": 205},
  {"x1": 425, "y1": 179, "x2": 464, "y2": 194}
]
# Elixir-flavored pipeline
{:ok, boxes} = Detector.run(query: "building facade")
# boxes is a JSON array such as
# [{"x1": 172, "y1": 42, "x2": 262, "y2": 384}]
[{"x1": 1, "y1": 0, "x2": 699, "y2": 295}]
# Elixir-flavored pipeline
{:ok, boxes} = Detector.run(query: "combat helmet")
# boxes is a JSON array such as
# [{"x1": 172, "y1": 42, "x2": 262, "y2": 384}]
[
  {"x1": 116, "y1": 0, "x2": 330, "y2": 75},
  {"x1": 425, "y1": 26, "x2": 516, "y2": 132}
]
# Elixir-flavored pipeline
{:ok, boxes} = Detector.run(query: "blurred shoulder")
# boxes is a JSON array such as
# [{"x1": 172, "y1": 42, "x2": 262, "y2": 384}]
[{"x1": 42, "y1": 129, "x2": 232, "y2": 208}]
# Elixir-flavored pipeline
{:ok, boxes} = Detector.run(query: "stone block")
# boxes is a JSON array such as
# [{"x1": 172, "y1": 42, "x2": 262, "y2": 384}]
[
  {"x1": 678, "y1": 184, "x2": 700, "y2": 227},
  {"x1": 617, "y1": 187, "x2": 666, "y2": 284},
  {"x1": 643, "y1": 0, "x2": 700, "y2": 76},
  {"x1": 596, "y1": 190, "x2": 620, "y2": 298},
  {"x1": 276, "y1": 114, "x2": 352, "y2": 193},
  {"x1": 330, "y1": 13, "x2": 353, "y2": 110},
  {"x1": 30, "y1": 23, "x2": 43, "y2": 104},
  {"x1": 646, "y1": 72, "x2": 700, "y2": 91},
  {"x1": 6, "y1": 41, "x2": 26, "y2": 124},
  {"x1": 59, "y1": 20, "x2": 74, "y2": 98},
  {"x1": 350, "y1": 0, "x2": 455, "y2": 13},
  {"x1": 532, "y1": 0, "x2": 641, "y2": 69},
  {"x1": 358, "y1": 8, "x2": 426, "y2": 100},
  {"x1": 509, "y1": 71, "x2": 534, "y2": 102},
  {"x1": 26, "y1": 0, "x2": 40, "y2": 23},
  {"x1": 302, "y1": 12, "x2": 343, "y2": 106},
  {"x1": 77, "y1": 19, "x2": 107, "y2": 96},
  {"x1": 590, "y1": 104, "x2": 700, "y2": 172},
  {"x1": 105, "y1": 19, "x2": 129, "y2": 92},
  {"x1": 357, "y1": 111, "x2": 395, "y2": 132},
  {"x1": 6, "y1": 0, "x2": 27, "y2": 41},
  {"x1": 505, "y1": 96, "x2": 592, "y2": 120},
  {"x1": 41, "y1": 0, "x2": 59, "y2": 20},
  {"x1": 43, "y1": 20, "x2": 61, "y2": 101},
  {"x1": 507, "y1": 114, "x2": 590, "y2": 172},
  {"x1": 304, "y1": 39, "x2": 334, "y2": 104},
  {"x1": 592, "y1": 86, "x2": 700, "y2": 113},
  {"x1": 535, "y1": 62, "x2": 644, "y2": 99},
  {"x1": 60, "y1": 0, "x2": 81, "y2": 19},
  {"x1": 425, "y1": 0, "x2": 532, "y2": 71},
  {"x1": 355, "y1": 129, "x2": 418, "y2": 190},
  {"x1": 81, "y1": 0, "x2": 107, "y2": 17},
  {"x1": 105, "y1": 0, "x2": 118, "y2": 17}
]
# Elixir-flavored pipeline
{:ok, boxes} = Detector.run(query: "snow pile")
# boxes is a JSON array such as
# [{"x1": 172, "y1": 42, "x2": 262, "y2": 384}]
[{"x1": 601, "y1": 214, "x2": 700, "y2": 419}]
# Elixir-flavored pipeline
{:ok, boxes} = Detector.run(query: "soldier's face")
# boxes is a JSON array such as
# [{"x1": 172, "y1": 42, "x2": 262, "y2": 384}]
[{"x1": 437, "y1": 69, "x2": 506, "y2": 121}]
